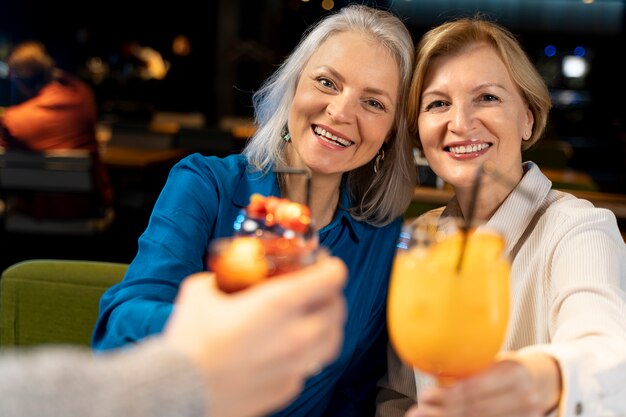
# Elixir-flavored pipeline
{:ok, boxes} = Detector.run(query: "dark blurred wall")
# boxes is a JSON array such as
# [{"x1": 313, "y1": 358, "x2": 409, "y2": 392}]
[{"x1": 1, "y1": 0, "x2": 625, "y2": 192}]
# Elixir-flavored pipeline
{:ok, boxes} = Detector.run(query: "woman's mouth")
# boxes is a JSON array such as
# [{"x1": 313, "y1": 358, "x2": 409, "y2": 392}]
[
  {"x1": 313, "y1": 125, "x2": 353, "y2": 147},
  {"x1": 445, "y1": 142, "x2": 491, "y2": 155}
]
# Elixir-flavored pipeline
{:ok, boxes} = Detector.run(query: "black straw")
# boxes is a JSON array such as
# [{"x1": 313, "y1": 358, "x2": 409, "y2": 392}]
[
  {"x1": 272, "y1": 167, "x2": 312, "y2": 208},
  {"x1": 454, "y1": 161, "x2": 532, "y2": 272},
  {"x1": 456, "y1": 164, "x2": 484, "y2": 272},
  {"x1": 483, "y1": 162, "x2": 534, "y2": 201}
]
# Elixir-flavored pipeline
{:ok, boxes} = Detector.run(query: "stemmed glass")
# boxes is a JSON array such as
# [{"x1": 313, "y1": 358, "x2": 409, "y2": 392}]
[
  {"x1": 387, "y1": 164, "x2": 511, "y2": 385},
  {"x1": 207, "y1": 168, "x2": 320, "y2": 293}
]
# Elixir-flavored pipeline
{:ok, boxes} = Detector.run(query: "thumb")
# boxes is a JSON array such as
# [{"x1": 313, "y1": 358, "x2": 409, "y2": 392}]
[{"x1": 177, "y1": 272, "x2": 220, "y2": 299}]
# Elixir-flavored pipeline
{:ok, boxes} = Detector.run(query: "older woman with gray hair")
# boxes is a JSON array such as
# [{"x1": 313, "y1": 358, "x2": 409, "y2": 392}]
[{"x1": 92, "y1": 4, "x2": 416, "y2": 416}]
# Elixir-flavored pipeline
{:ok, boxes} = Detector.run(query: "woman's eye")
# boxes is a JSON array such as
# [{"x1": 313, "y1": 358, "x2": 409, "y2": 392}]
[
  {"x1": 424, "y1": 100, "x2": 447, "y2": 111},
  {"x1": 365, "y1": 99, "x2": 385, "y2": 111},
  {"x1": 480, "y1": 94, "x2": 500, "y2": 103},
  {"x1": 317, "y1": 77, "x2": 336, "y2": 90}
]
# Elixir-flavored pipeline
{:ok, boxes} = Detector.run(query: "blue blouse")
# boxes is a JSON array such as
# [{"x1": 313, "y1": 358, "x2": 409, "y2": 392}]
[{"x1": 92, "y1": 153, "x2": 402, "y2": 416}]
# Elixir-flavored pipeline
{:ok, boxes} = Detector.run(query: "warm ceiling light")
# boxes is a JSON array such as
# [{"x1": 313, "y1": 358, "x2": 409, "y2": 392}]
[{"x1": 172, "y1": 35, "x2": 191, "y2": 57}]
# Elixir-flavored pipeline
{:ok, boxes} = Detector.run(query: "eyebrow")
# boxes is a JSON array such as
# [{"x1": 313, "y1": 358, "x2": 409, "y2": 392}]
[
  {"x1": 320, "y1": 65, "x2": 395, "y2": 103},
  {"x1": 422, "y1": 82, "x2": 509, "y2": 98},
  {"x1": 473, "y1": 82, "x2": 508, "y2": 92}
]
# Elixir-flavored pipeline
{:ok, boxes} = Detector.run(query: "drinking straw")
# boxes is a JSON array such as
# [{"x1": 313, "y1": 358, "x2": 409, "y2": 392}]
[
  {"x1": 456, "y1": 164, "x2": 484, "y2": 272},
  {"x1": 272, "y1": 167, "x2": 313, "y2": 238},
  {"x1": 455, "y1": 161, "x2": 534, "y2": 272},
  {"x1": 273, "y1": 167, "x2": 312, "y2": 208}
]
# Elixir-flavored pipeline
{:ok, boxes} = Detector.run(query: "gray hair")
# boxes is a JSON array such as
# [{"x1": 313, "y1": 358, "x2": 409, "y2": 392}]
[{"x1": 243, "y1": 4, "x2": 416, "y2": 226}]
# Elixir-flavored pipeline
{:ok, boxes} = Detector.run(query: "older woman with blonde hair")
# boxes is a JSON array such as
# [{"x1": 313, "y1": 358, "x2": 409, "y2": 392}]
[{"x1": 377, "y1": 16, "x2": 626, "y2": 417}]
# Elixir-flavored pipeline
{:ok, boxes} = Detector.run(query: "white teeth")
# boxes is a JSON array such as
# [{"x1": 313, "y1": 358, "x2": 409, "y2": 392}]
[
  {"x1": 314, "y1": 126, "x2": 352, "y2": 147},
  {"x1": 448, "y1": 143, "x2": 490, "y2": 154}
]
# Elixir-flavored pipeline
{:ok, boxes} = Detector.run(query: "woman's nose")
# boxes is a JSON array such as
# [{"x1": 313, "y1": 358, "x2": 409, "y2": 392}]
[
  {"x1": 327, "y1": 93, "x2": 356, "y2": 123},
  {"x1": 447, "y1": 103, "x2": 474, "y2": 133}
]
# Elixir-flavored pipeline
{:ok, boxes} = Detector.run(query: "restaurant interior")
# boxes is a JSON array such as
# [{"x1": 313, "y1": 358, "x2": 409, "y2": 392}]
[{"x1": 1, "y1": 0, "x2": 625, "y2": 274}]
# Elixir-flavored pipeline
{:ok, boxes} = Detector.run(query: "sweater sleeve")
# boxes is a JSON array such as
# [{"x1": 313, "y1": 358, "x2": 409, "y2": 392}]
[
  {"x1": 0, "y1": 338, "x2": 208, "y2": 417},
  {"x1": 521, "y1": 206, "x2": 626, "y2": 417}
]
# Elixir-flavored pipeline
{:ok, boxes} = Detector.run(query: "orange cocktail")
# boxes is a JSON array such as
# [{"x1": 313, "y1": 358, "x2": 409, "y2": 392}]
[{"x1": 387, "y1": 217, "x2": 510, "y2": 383}]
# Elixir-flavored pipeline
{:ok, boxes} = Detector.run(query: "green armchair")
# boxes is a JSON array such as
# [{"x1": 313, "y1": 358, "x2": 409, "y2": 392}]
[{"x1": 0, "y1": 259, "x2": 128, "y2": 347}]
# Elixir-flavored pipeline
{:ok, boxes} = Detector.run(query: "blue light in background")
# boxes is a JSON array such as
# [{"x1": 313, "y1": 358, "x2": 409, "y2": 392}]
[
  {"x1": 573, "y1": 46, "x2": 586, "y2": 57},
  {"x1": 544, "y1": 45, "x2": 557, "y2": 57}
]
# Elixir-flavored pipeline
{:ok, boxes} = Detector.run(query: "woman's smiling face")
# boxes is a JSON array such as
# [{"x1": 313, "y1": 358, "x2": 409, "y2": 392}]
[
  {"x1": 417, "y1": 42, "x2": 534, "y2": 189},
  {"x1": 287, "y1": 30, "x2": 400, "y2": 176}
]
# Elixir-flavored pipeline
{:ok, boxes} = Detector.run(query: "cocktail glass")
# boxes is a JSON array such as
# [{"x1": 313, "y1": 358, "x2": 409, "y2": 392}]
[
  {"x1": 208, "y1": 168, "x2": 321, "y2": 293},
  {"x1": 387, "y1": 214, "x2": 510, "y2": 385},
  {"x1": 208, "y1": 231, "x2": 320, "y2": 293}
]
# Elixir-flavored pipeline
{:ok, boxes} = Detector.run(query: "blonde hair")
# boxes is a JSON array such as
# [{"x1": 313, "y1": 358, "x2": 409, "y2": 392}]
[
  {"x1": 408, "y1": 17, "x2": 552, "y2": 151},
  {"x1": 243, "y1": 4, "x2": 416, "y2": 226}
]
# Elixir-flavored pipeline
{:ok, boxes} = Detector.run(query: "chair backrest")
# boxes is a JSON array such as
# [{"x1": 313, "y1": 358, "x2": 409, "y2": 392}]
[
  {"x1": 0, "y1": 148, "x2": 114, "y2": 235},
  {"x1": 0, "y1": 259, "x2": 128, "y2": 347},
  {"x1": 0, "y1": 148, "x2": 93, "y2": 192}
]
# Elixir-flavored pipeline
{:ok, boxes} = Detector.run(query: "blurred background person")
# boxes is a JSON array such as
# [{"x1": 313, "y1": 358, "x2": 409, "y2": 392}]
[{"x1": 0, "y1": 40, "x2": 113, "y2": 218}]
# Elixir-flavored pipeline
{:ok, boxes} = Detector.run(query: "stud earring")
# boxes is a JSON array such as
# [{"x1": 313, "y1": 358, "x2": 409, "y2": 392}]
[{"x1": 281, "y1": 125, "x2": 291, "y2": 143}]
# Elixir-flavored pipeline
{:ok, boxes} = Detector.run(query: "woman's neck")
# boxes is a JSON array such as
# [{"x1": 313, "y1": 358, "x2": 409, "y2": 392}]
[
  {"x1": 281, "y1": 146, "x2": 342, "y2": 231},
  {"x1": 454, "y1": 170, "x2": 523, "y2": 223},
  {"x1": 454, "y1": 161, "x2": 524, "y2": 222},
  {"x1": 282, "y1": 172, "x2": 341, "y2": 232}
]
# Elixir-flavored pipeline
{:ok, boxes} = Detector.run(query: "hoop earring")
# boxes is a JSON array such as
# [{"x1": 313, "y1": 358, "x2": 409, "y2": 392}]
[
  {"x1": 374, "y1": 149, "x2": 385, "y2": 174},
  {"x1": 281, "y1": 125, "x2": 291, "y2": 143}
]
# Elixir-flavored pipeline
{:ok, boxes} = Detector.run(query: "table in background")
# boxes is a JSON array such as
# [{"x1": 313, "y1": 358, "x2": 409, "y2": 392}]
[
  {"x1": 412, "y1": 186, "x2": 626, "y2": 217},
  {"x1": 101, "y1": 146, "x2": 188, "y2": 170},
  {"x1": 410, "y1": 184, "x2": 626, "y2": 242},
  {"x1": 541, "y1": 167, "x2": 597, "y2": 191}
]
